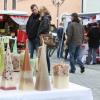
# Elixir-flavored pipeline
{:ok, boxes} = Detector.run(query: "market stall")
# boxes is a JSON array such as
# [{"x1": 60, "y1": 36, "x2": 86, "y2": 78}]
[{"x1": 0, "y1": 10, "x2": 28, "y2": 52}]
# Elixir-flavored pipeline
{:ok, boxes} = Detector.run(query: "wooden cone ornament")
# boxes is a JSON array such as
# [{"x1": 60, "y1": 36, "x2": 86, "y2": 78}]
[
  {"x1": 19, "y1": 40, "x2": 34, "y2": 91},
  {"x1": 35, "y1": 43, "x2": 51, "y2": 91},
  {"x1": 0, "y1": 41, "x2": 5, "y2": 75},
  {"x1": 0, "y1": 43, "x2": 16, "y2": 90}
]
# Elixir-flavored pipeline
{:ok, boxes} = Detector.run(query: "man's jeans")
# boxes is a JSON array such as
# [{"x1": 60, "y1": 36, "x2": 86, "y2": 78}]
[
  {"x1": 69, "y1": 44, "x2": 84, "y2": 72},
  {"x1": 87, "y1": 47, "x2": 97, "y2": 64},
  {"x1": 28, "y1": 40, "x2": 39, "y2": 58}
]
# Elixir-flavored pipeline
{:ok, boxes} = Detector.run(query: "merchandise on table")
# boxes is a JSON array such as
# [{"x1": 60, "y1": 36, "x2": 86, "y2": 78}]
[
  {"x1": 20, "y1": 51, "x2": 25, "y2": 69},
  {"x1": 11, "y1": 53, "x2": 20, "y2": 72},
  {"x1": 0, "y1": 43, "x2": 16, "y2": 90},
  {"x1": 35, "y1": 44, "x2": 51, "y2": 91},
  {"x1": 19, "y1": 41, "x2": 34, "y2": 91},
  {"x1": 0, "y1": 41, "x2": 5, "y2": 75},
  {"x1": 52, "y1": 63, "x2": 69, "y2": 89}
]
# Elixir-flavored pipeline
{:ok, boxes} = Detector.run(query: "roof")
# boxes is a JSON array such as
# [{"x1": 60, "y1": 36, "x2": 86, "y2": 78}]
[
  {"x1": 0, "y1": 10, "x2": 28, "y2": 16},
  {"x1": 62, "y1": 12, "x2": 100, "y2": 19}
]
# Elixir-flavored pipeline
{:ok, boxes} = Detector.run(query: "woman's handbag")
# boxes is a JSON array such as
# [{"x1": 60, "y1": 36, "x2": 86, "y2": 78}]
[{"x1": 40, "y1": 34, "x2": 56, "y2": 47}]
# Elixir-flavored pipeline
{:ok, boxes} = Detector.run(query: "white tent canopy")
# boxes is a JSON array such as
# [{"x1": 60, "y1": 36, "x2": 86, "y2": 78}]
[
  {"x1": 10, "y1": 16, "x2": 28, "y2": 25},
  {"x1": 0, "y1": 10, "x2": 28, "y2": 16}
]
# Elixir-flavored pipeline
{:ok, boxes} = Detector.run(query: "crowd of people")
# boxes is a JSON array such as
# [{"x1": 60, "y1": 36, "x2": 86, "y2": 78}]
[
  {"x1": 57, "y1": 13, "x2": 100, "y2": 74},
  {"x1": 26, "y1": 4, "x2": 100, "y2": 74}
]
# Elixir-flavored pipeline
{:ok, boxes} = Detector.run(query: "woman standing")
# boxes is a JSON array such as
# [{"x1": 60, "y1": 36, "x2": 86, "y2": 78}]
[{"x1": 38, "y1": 6, "x2": 51, "y2": 74}]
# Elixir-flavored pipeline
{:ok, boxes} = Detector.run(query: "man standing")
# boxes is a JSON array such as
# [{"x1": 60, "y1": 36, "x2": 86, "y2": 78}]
[
  {"x1": 26, "y1": 4, "x2": 40, "y2": 58},
  {"x1": 86, "y1": 23, "x2": 100, "y2": 64},
  {"x1": 67, "y1": 13, "x2": 85, "y2": 73}
]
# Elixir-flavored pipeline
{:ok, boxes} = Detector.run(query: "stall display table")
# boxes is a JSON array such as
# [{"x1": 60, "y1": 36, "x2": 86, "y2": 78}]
[{"x1": 0, "y1": 83, "x2": 93, "y2": 100}]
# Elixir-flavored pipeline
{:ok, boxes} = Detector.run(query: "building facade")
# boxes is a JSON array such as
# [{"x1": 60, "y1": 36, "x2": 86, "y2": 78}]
[
  {"x1": 83, "y1": 0, "x2": 100, "y2": 13},
  {"x1": 0, "y1": 0, "x2": 81, "y2": 24}
]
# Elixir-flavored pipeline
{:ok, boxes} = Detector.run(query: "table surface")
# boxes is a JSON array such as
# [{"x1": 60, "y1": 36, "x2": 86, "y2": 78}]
[{"x1": 0, "y1": 83, "x2": 93, "y2": 100}]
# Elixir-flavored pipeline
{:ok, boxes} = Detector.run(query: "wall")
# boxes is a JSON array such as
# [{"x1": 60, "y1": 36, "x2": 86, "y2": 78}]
[
  {"x1": 83, "y1": 0, "x2": 100, "y2": 13},
  {"x1": 0, "y1": 0, "x2": 81, "y2": 25}
]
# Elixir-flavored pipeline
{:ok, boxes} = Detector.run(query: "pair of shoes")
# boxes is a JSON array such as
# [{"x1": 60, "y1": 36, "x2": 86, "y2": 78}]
[
  {"x1": 69, "y1": 70, "x2": 75, "y2": 74},
  {"x1": 80, "y1": 67, "x2": 85, "y2": 73},
  {"x1": 92, "y1": 63, "x2": 97, "y2": 65}
]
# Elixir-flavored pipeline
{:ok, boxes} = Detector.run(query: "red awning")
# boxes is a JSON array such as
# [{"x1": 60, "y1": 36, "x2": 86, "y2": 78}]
[{"x1": 10, "y1": 15, "x2": 29, "y2": 25}]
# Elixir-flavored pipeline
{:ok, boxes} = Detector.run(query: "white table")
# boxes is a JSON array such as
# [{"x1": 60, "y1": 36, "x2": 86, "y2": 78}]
[{"x1": 0, "y1": 83, "x2": 93, "y2": 100}]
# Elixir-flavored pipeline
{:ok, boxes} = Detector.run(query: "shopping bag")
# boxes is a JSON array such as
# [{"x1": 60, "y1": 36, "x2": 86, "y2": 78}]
[{"x1": 40, "y1": 34, "x2": 56, "y2": 47}]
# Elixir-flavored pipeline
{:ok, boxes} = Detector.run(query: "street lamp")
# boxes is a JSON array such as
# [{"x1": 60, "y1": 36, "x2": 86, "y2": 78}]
[
  {"x1": 81, "y1": 0, "x2": 83, "y2": 13},
  {"x1": 51, "y1": 0, "x2": 65, "y2": 28}
]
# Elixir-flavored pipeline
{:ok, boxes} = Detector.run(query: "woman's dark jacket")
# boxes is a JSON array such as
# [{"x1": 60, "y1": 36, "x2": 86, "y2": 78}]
[{"x1": 38, "y1": 14, "x2": 51, "y2": 35}]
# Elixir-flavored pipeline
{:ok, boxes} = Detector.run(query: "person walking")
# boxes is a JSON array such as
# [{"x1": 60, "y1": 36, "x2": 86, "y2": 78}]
[
  {"x1": 26, "y1": 4, "x2": 40, "y2": 58},
  {"x1": 86, "y1": 23, "x2": 100, "y2": 65},
  {"x1": 38, "y1": 6, "x2": 51, "y2": 74},
  {"x1": 66, "y1": 13, "x2": 85, "y2": 73}
]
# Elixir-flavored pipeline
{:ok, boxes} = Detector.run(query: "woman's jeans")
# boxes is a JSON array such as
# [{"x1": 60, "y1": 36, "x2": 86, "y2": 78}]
[
  {"x1": 46, "y1": 47, "x2": 50, "y2": 74},
  {"x1": 87, "y1": 47, "x2": 97, "y2": 64},
  {"x1": 69, "y1": 44, "x2": 84, "y2": 72},
  {"x1": 65, "y1": 48, "x2": 69, "y2": 60}
]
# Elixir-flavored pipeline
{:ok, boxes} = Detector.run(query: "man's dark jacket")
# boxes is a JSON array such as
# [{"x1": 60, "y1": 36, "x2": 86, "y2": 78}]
[{"x1": 26, "y1": 13, "x2": 40, "y2": 40}]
